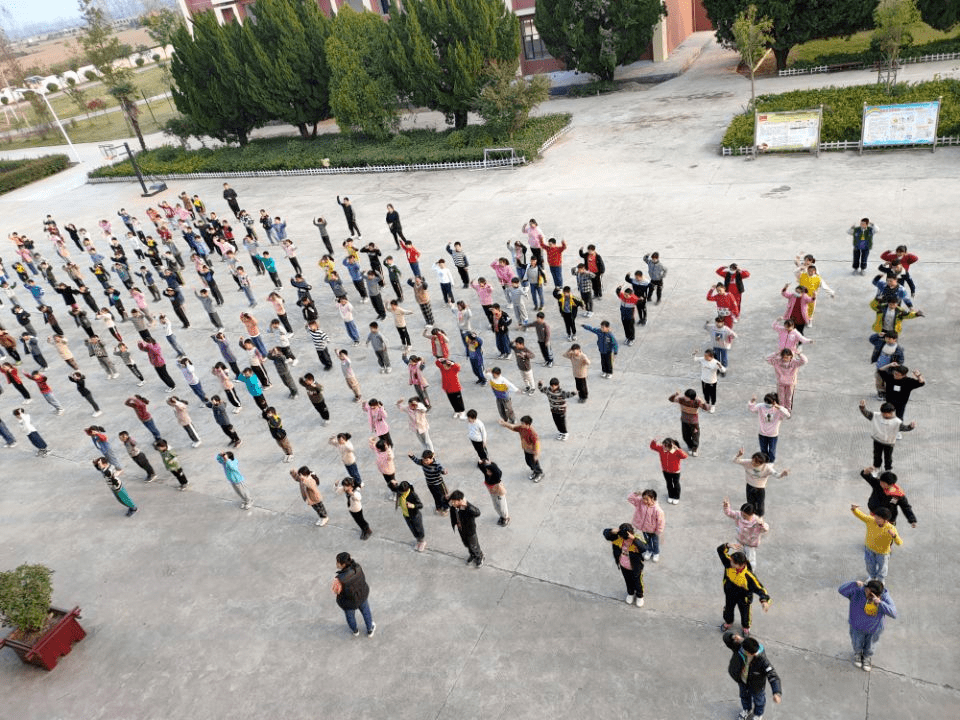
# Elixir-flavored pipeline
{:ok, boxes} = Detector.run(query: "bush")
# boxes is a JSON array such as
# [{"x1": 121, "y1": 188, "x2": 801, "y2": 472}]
[
  {"x1": 135, "y1": 57, "x2": 146, "y2": 67},
  {"x1": 721, "y1": 79, "x2": 960, "y2": 147},
  {"x1": 89, "y1": 114, "x2": 572, "y2": 178},
  {"x1": 0, "y1": 155, "x2": 70, "y2": 194},
  {"x1": 0, "y1": 564, "x2": 54, "y2": 632},
  {"x1": 84, "y1": 70, "x2": 97, "y2": 81},
  {"x1": 46, "y1": 82, "x2": 59, "y2": 93}
]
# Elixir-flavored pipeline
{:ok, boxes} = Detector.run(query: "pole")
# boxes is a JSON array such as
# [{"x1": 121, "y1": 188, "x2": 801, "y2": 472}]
[
  {"x1": 38, "y1": 90, "x2": 81, "y2": 164},
  {"x1": 123, "y1": 141, "x2": 149, "y2": 196},
  {"x1": 140, "y1": 89, "x2": 158, "y2": 126}
]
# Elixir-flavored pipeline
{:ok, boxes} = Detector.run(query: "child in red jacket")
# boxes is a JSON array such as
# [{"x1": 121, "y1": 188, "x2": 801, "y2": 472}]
[{"x1": 650, "y1": 437, "x2": 688, "y2": 504}]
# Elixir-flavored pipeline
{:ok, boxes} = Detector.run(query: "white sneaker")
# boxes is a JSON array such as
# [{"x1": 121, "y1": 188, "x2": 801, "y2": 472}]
[
  {"x1": 284, "y1": 454, "x2": 294, "y2": 463},
  {"x1": 316, "y1": 517, "x2": 328, "y2": 526},
  {"x1": 652, "y1": 554, "x2": 660, "y2": 563},
  {"x1": 233, "y1": 406, "x2": 242, "y2": 414},
  {"x1": 624, "y1": 593, "x2": 635, "y2": 605},
  {"x1": 92, "y1": 410, "x2": 102, "y2": 417},
  {"x1": 708, "y1": 406, "x2": 715, "y2": 413},
  {"x1": 634, "y1": 597, "x2": 644, "y2": 608},
  {"x1": 642, "y1": 551, "x2": 652, "y2": 560},
  {"x1": 137, "y1": 381, "x2": 145, "y2": 386},
  {"x1": 738, "y1": 711, "x2": 750, "y2": 720},
  {"x1": 291, "y1": 358, "x2": 299, "y2": 366},
  {"x1": 191, "y1": 440, "x2": 202, "y2": 448}
]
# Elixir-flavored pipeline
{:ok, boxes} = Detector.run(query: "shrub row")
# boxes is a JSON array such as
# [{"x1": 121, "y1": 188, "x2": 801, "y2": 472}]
[
  {"x1": 721, "y1": 79, "x2": 960, "y2": 148},
  {"x1": 0, "y1": 154, "x2": 70, "y2": 195},
  {"x1": 791, "y1": 36, "x2": 960, "y2": 70},
  {"x1": 88, "y1": 115, "x2": 572, "y2": 179}
]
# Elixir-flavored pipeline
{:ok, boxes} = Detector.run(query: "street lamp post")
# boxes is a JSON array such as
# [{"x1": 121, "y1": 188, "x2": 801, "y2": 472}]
[{"x1": 15, "y1": 87, "x2": 82, "y2": 164}]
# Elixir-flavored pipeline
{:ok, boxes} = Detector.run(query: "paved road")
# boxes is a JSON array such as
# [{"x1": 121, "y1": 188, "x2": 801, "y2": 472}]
[{"x1": 0, "y1": 39, "x2": 957, "y2": 720}]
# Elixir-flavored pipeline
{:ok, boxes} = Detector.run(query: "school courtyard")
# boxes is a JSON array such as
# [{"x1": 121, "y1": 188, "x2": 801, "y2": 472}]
[{"x1": 0, "y1": 39, "x2": 957, "y2": 719}]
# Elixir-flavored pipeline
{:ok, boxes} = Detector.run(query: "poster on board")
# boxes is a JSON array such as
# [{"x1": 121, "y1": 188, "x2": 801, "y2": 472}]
[
  {"x1": 861, "y1": 101, "x2": 940, "y2": 149},
  {"x1": 754, "y1": 109, "x2": 822, "y2": 154}
]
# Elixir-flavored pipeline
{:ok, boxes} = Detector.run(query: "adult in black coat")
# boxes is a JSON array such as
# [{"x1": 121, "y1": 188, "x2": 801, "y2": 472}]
[{"x1": 333, "y1": 552, "x2": 375, "y2": 637}]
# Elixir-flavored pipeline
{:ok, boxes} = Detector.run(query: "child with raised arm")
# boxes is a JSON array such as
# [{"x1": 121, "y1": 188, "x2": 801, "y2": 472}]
[
  {"x1": 627, "y1": 489, "x2": 665, "y2": 562},
  {"x1": 722, "y1": 498, "x2": 769, "y2": 568},
  {"x1": 733, "y1": 448, "x2": 788, "y2": 518},
  {"x1": 649, "y1": 437, "x2": 688, "y2": 504},
  {"x1": 747, "y1": 394, "x2": 790, "y2": 463}
]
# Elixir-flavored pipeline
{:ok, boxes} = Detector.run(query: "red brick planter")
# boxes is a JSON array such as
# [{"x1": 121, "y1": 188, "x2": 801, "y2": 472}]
[{"x1": 0, "y1": 606, "x2": 86, "y2": 671}]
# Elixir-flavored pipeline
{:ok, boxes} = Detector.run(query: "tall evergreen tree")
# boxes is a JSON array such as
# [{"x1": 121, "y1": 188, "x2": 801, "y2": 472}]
[
  {"x1": 170, "y1": 12, "x2": 264, "y2": 146},
  {"x1": 702, "y1": 0, "x2": 877, "y2": 70},
  {"x1": 916, "y1": 0, "x2": 959, "y2": 31},
  {"x1": 535, "y1": 0, "x2": 666, "y2": 83},
  {"x1": 387, "y1": 0, "x2": 520, "y2": 129},
  {"x1": 246, "y1": 0, "x2": 332, "y2": 138},
  {"x1": 326, "y1": 6, "x2": 398, "y2": 139}
]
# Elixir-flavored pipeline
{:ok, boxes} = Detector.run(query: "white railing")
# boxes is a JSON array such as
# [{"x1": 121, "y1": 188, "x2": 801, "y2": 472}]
[{"x1": 778, "y1": 50, "x2": 960, "y2": 77}]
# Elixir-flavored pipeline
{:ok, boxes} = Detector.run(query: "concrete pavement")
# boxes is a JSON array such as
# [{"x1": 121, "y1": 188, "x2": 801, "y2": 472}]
[{"x1": 0, "y1": 39, "x2": 958, "y2": 719}]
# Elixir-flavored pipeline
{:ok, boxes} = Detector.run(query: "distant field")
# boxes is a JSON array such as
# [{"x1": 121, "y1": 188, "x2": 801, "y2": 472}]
[{"x1": 12, "y1": 27, "x2": 158, "y2": 75}]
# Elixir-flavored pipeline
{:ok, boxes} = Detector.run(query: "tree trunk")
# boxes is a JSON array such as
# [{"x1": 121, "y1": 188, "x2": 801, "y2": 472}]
[
  {"x1": 238, "y1": 130, "x2": 248, "y2": 147},
  {"x1": 773, "y1": 46, "x2": 791, "y2": 71},
  {"x1": 297, "y1": 122, "x2": 309, "y2": 138},
  {"x1": 454, "y1": 109, "x2": 468, "y2": 130}
]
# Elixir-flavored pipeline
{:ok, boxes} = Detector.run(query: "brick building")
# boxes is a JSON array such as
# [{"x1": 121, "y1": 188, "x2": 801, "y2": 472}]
[{"x1": 175, "y1": 0, "x2": 712, "y2": 77}]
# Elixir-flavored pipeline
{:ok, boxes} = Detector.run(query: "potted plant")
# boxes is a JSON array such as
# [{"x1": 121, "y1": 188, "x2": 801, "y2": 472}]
[{"x1": 0, "y1": 564, "x2": 86, "y2": 671}]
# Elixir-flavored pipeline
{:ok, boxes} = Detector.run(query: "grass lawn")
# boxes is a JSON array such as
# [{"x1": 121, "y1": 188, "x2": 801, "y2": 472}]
[
  {"x1": 788, "y1": 22, "x2": 960, "y2": 66},
  {"x1": 0, "y1": 97, "x2": 180, "y2": 151}
]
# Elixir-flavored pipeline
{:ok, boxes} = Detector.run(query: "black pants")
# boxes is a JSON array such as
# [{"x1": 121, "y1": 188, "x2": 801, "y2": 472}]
[
  {"x1": 459, "y1": 531, "x2": 483, "y2": 563},
  {"x1": 352, "y1": 280, "x2": 368, "y2": 299},
  {"x1": 524, "y1": 451, "x2": 543, "y2": 475},
  {"x1": 224, "y1": 387, "x2": 241, "y2": 407},
  {"x1": 11, "y1": 382, "x2": 30, "y2": 400},
  {"x1": 723, "y1": 592, "x2": 752, "y2": 628},
  {"x1": 370, "y1": 295, "x2": 385, "y2": 319},
  {"x1": 253, "y1": 394, "x2": 268, "y2": 411},
  {"x1": 619, "y1": 566, "x2": 644, "y2": 598},
  {"x1": 581, "y1": 291, "x2": 593, "y2": 312},
  {"x1": 471, "y1": 440, "x2": 488, "y2": 459},
  {"x1": 635, "y1": 300, "x2": 647, "y2": 324},
  {"x1": 79, "y1": 389, "x2": 100, "y2": 411},
  {"x1": 153, "y1": 365, "x2": 175, "y2": 388},
  {"x1": 574, "y1": 376, "x2": 588, "y2": 400},
  {"x1": 456, "y1": 266, "x2": 470, "y2": 287},
  {"x1": 396, "y1": 326, "x2": 411, "y2": 347},
  {"x1": 426, "y1": 480, "x2": 448, "y2": 511},
  {"x1": 390, "y1": 279, "x2": 403, "y2": 301},
  {"x1": 446, "y1": 391, "x2": 464, "y2": 413},
  {"x1": 591, "y1": 274, "x2": 603, "y2": 299},
  {"x1": 746, "y1": 484, "x2": 766, "y2": 517},
  {"x1": 600, "y1": 352, "x2": 613, "y2": 375},
  {"x1": 350, "y1": 509, "x2": 371, "y2": 534},
  {"x1": 173, "y1": 304, "x2": 190, "y2": 328},
  {"x1": 268, "y1": 272, "x2": 282, "y2": 289},
  {"x1": 252, "y1": 365, "x2": 269, "y2": 388},
  {"x1": 316, "y1": 348, "x2": 333, "y2": 370},
  {"x1": 311, "y1": 501, "x2": 327, "y2": 519},
  {"x1": 419, "y1": 302, "x2": 434, "y2": 325},
  {"x1": 873, "y1": 440, "x2": 894, "y2": 470},
  {"x1": 132, "y1": 452, "x2": 154, "y2": 477},
  {"x1": 702, "y1": 381, "x2": 717, "y2": 406},
  {"x1": 646, "y1": 280, "x2": 663, "y2": 302},
  {"x1": 663, "y1": 471, "x2": 681, "y2": 500},
  {"x1": 681, "y1": 422, "x2": 699, "y2": 451},
  {"x1": 404, "y1": 512, "x2": 425, "y2": 540},
  {"x1": 551, "y1": 411, "x2": 567, "y2": 433},
  {"x1": 311, "y1": 401, "x2": 330, "y2": 421},
  {"x1": 276, "y1": 314, "x2": 292, "y2": 333},
  {"x1": 219, "y1": 423, "x2": 240, "y2": 444},
  {"x1": 561, "y1": 313, "x2": 577, "y2": 337},
  {"x1": 538, "y1": 341, "x2": 553, "y2": 363},
  {"x1": 621, "y1": 314, "x2": 635, "y2": 342},
  {"x1": 288, "y1": 258, "x2": 302, "y2": 275},
  {"x1": 389, "y1": 226, "x2": 405, "y2": 247}
]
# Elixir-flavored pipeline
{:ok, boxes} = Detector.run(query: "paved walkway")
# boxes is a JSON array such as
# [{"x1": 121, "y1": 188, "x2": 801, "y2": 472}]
[{"x1": 0, "y1": 39, "x2": 958, "y2": 720}]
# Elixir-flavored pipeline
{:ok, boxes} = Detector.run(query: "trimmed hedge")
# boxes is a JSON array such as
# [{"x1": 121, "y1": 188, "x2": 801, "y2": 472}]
[
  {"x1": 791, "y1": 36, "x2": 960, "y2": 70},
  {"x1": 0, "y1": 154, "x2": 71, "y2": 195},
  {"x1": 88, "y1": 114, "x2": 572, "y2": 178},
  {"x1": 721, "y1": 79, "x2": 960, "y2": 148}
]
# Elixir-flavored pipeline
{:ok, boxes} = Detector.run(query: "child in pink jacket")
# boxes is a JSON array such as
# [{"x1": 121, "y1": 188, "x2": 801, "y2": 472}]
[
  {"x1": 628, "y1": 489, "x2": 666, "y2": 562},
  {"x1": 765, "y1": 348, "x2": 807, "y2": 411},
  {"x1": 723, "y1": 497, "x2": 769, "y2": 568},
  {"x1": 362, "y1": 398, "x2": 391, "y2": 447},
  {"x1": 772, "y1": 318, "x2": 812, "y2": 352}
]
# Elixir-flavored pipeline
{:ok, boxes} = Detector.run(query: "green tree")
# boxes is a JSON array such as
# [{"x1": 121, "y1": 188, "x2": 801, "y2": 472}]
[
  {"x1": 76, "y1": 0, "x2": 147, "y2": 149},
  {"x1": 732, "y1": 4, "x2": 774, "y2": 108},
  {"x1": 246, "y1": 0, "x2": 332, "y2": 138},
  {"x1": 170, "y1": 12, "x2": 265, "y2": 146},
  {"x1": 327, "y1": 7, "x2": 398, "y2": 139},
  {"x1": 535, "y1": 0, "x2": 666, "y2": 83},
  {"x1": 474, "y1": 60, "x2": 550, "y2": 137},
  {"x1": 139, "y1": 5, "x2": 183, "y2": 89},
  {"x1": 873, "y1": 0, "x2": 921, "y2": 90},
  {"x1": 702, "y1": 0, "x2": 877, "y2": 70},
  {"x1": 916, "y1": 0, "x2": 959, "y2": 31},
  {"x1": 62, "y1": 77, "x2": 89, "y2": 118},
  {"x1": 387, "y1": 0, "x2": 520, "y2": 129}
]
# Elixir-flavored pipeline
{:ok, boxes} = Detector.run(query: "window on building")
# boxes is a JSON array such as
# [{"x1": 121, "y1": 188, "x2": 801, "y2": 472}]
[{"x1": 520, "y1": 17, "x2": 550, "y2": 61}]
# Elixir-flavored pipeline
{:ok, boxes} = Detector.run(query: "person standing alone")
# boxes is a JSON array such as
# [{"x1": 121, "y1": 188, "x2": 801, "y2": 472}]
[{"x1": 332, "y1": 552, "x2": 375, "y2": 637}]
